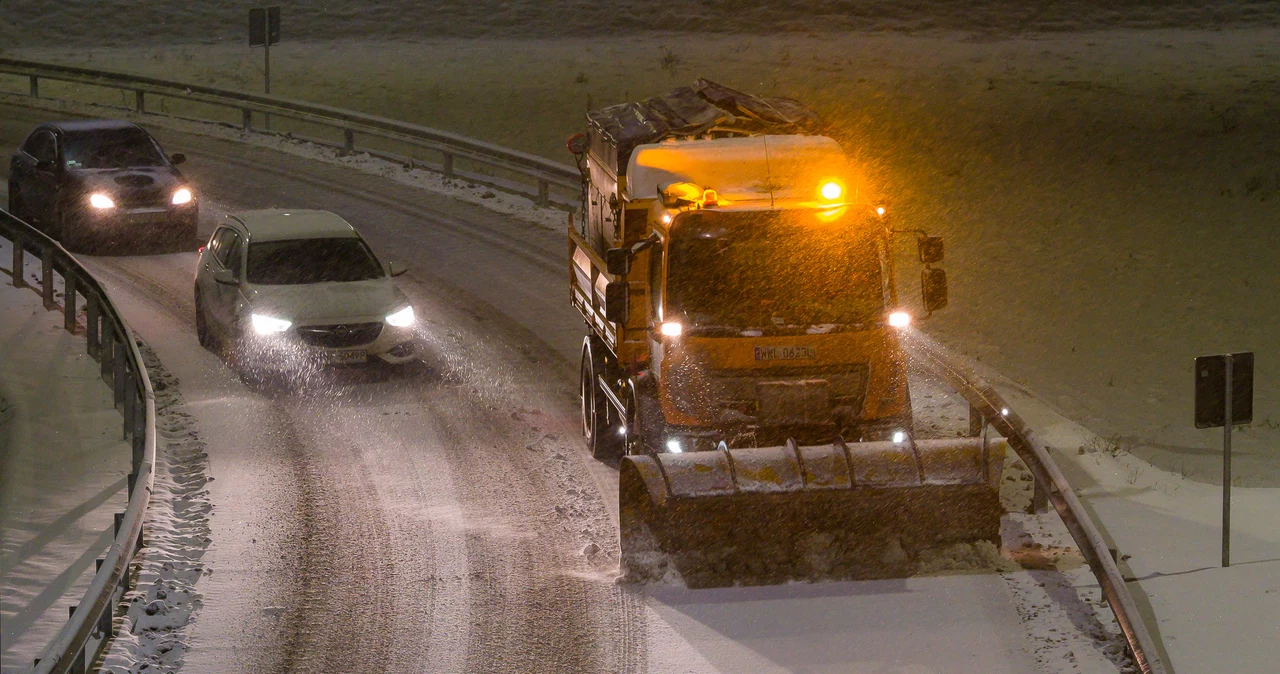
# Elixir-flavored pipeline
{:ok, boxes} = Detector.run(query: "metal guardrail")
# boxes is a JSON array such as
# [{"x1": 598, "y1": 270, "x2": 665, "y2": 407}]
[
  {"x1": 1, "y1": 208, "x2": 156, "y2": 674},
  {"x1": 903, "y1": 331, "x2": 1166, "y2": 674},
  {"x1": 0, "y1": 57, "x2": 582, "y2": 209}
]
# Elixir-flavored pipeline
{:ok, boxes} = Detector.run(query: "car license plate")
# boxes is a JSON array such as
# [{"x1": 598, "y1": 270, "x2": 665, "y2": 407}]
[
  {"x1": 754, "y1": 345, "x2": 815, "y2": 362},
  {"x1": 327, "y1": 349, "x2": 367, "y2": 364},
  {"x1": 121, "y1": 211, "x2": 167, "y2": 225}
]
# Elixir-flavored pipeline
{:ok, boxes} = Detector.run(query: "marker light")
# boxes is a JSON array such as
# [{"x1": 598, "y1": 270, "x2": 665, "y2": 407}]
[
  {"x1": 661, "y1": 214, "x2": 672, "y2": 224},
  {"x1": 1001, "y1": 408, "x2": 1010, "y2": 417},
  {"x1": 666, "y1": 439, "x2": 683, "y2": 453},
  {"x1": 876, "y1": 206, "x2": 886, "y2": 217},
  {"x1": 892, "y1": 431, "x2": 906, "y2": 444},
  {"x1": 385, "y1": 305, "x2": 415, "y2": 327},
  {"x1": 701, "y1": 189, "x2": 718, "y2": 206},
  {"x1": 171, "y1": 187, "x2": 193, "y2": 205},
  {"x1": 819, "y1": 181, "x2": 843, "y2": 201},
  {"x1": 659, "y1": 321, "x2": 683, "y2": 337},
  {"x1": 89, "y1": 193, "x2": 115, "y2": 209},
  {"x1": 250, "y1": 313, "x2": 292, "y2": 335},
  {"x1": 888, "y1": 311, "x2": 911, "y2": 328}
]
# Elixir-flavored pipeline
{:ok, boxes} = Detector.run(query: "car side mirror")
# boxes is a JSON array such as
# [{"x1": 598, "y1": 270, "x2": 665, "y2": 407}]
[
  {"x1": 922, "y1": 268, "x2": 948, "y2": 313},
  {"x1": 213, "y1": 269, "x2": 237, "y2": 286},
  {"x1": 35, "y1": 159, "x2": 57, "y2": 172},
  {"x1": 918, "y1": 236, "x2": 944, "y2": 264},
  {"x1": 170, "y1": 153, "x2": 187, "y2": 165},
  {"x1": 387, "y1": 260, "x2": 408, "y2": 277},
  {"x1": 605, "y1": 280, "x2": 630, "y2": 324},
  {"x1": 606, "y1": 248, "x2": 632, "y2": 276}
]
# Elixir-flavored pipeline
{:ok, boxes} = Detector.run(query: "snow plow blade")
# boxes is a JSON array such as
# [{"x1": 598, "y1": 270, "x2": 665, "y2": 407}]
[{"x1": 619, "y1": 438, "x2": 1005, "y2": 587}]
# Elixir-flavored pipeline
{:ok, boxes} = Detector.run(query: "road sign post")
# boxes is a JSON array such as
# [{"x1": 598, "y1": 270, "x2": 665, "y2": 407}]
[
  {"x1": 1194, "y1": 351, "x2": 1254, "y2": 568},
  {"x1": 249, "y1": 7, "x2": 281, "y2": 129}
]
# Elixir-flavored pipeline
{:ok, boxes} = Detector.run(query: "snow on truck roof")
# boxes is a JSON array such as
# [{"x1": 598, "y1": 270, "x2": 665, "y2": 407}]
[
  {"x1": 228, "y1": 209, "x2": 360, "y2": 242},
  {"x1": 625, "y1": 135, "x2": 859, "y2": 205}
]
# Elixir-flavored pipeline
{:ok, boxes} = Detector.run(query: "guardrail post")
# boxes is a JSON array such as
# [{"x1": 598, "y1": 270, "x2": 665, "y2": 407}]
[
  {"x1": 100, "y1": 321, "x2": 114, "y2": 382},
  {"x1": 10, "y1": 234, "x2": 22, "y2": 288},
  {"x1": 135, "y1": 90, "x2": 145, "y2": 113},
  {"x1": 968, "y1": 403, "x2": 984, "y2": 437},
  {"x1": 86, "y1": 292, "x2": 100, "y2": 358},
  {"x1": 343, "y1": 128, "x2": 355, "y2": 154},
  {"x1": 242, "y1": 108, "x2": 252, "y2": 132},
  {"x1": 1031, "y1": 473, "x2": 1049, "y2": 513},
  {"x1": 132, "y1": 391, "x2": 144, "y2": 472},
  {"x1": 113, "y1": 343, "x2": 126, "y2": 408},
  {"x1": 537, "y1": 179, "x2": 550, "y2": 207},
  {"x1": 29, "y1": 75, "x2": 38, "y2": 98},
  {"x1": 122, "y1": 365, "x2": 135, "y2": 439},
  {"x1": 41, "y1": 245, "x2": 55, "y2": 309},
  {"x1": 64, "y1": 270, "x2": 78, "y2": 332},
  {"x1": 442, "y1": 152, "x2": 455, "y2": 179}
]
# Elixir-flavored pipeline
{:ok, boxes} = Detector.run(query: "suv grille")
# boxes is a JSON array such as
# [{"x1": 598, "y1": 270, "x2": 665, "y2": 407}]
[{"x1": 296, "y1": 322, "x2": 382, "y2": 348}]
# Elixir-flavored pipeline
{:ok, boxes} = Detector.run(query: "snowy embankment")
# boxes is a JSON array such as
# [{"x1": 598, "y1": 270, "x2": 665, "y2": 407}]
[{"x1": 0, "y1": 238, "x2": 128, "y2": 672}]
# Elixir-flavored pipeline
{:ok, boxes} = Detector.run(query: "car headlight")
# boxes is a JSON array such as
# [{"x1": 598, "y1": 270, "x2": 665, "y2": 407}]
[
  {"x1": 250, "y1": 313, "x2": 292, "y2": 335},
  {"x1": 385, "y1": 305, "x2": 415, "y2": 327},
  {"x1": 172, "y1": 187, "x2": 193, "y2": 205},
  {"x1": 89, "y1": 193, "x2": 115, "y2": 209}
]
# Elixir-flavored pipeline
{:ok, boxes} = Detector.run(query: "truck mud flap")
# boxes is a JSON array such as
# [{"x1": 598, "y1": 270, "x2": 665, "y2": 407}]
[{"x1": 619, "y1": 438, "x2": 1004, "y2": 587}]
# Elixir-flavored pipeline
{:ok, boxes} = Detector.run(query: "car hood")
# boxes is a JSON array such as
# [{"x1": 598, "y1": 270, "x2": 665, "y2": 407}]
[
  {"x1": 69, "y1": 166, "x2": 186, "y2": 193},
  {"x1": 245, "y1": 278, "x2": 407, "y2": 324}
]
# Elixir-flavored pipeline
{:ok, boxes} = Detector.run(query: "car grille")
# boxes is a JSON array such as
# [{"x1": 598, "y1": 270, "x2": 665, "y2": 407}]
[
  {"x1": 114, "y1": 188, "x2": 169, "y2": 209},
  {"x1": 296, "y1": 322, "x2": 382, "y2": 348}
]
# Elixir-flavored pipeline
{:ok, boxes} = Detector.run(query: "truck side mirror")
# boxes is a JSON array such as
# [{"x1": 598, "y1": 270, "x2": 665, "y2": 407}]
[
  {"x1": 606, "y1": 248, "x2": 632, "y2": 276},
  {"x1": 922, "y1": 268, "x2": 948, "y2": 313},
  {"x1": 566, "y1": 133, "x2": 589, "y2": 155},
  {"x1": 605, "y1": 281, "x2": 630, "y2": 324},
  {"x1": 170, "y1": 153, "x2": 187, "y2": 165},
  {"x1": 918, "y1": 236, "x2": 944, "y2": 264}
]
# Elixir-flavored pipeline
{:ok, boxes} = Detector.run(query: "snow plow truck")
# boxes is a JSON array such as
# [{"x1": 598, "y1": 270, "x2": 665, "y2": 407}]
[{"x1": 567, "y1": 80, "x2": 1004, "y2": 586}]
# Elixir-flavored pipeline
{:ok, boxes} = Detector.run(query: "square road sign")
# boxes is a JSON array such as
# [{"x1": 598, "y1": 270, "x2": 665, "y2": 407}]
[
  {"x1": 249, "y1": 7, "x2": 281, "y2": 47},
  {"x1": 1194, "y1": 352, "x2": 1253, "y2": 429}
]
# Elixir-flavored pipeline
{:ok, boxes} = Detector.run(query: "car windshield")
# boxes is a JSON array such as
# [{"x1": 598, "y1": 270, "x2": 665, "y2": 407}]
[
  {"x1": 246, "y1": 237, "x2": 385, "y2": 285},
  {"x1": 61, "y1": 128, "x2": 167, "y2": 169},
  {"x1": 666, "y1": 210, "x2": 884, "y2": 329}
]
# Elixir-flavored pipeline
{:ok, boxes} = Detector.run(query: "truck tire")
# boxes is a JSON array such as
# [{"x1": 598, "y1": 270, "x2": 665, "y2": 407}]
[{"x1": 581, "y1": 337, "x2": 623, "y2": 460}]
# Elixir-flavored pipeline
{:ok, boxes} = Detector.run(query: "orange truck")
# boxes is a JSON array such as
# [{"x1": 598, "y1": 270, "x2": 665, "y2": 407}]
[{"x1": 567, "y1": 81, "x2": 1001, "y2": 584}]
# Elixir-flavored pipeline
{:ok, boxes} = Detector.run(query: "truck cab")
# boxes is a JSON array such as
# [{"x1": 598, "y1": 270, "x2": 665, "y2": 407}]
[{"x1": 569, "y1": 85, "x2": 946, "y2": 458}]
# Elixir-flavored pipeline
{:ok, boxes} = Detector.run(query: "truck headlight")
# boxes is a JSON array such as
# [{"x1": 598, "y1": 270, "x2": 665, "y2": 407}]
[
  {"x1": 665, "y1": 438, "x2": 683, "y2": 453},
  {"x1": 250, "y1": 313, "x2": 292, "y2": 335},
  {"x1": 89, "y1": 193, "x2": 115, "y2": 209},
  {"x1": 172, "y1": 187, "x2": 193, "y2": 205},
  {"x1": 659, "y1": 321, "x2": 683, "y2": 337},
  {"x1": 385, "y1": 305, "x2": 415, "y2": 327},
  {"x1": 888, "y1": 311, "x2": 911, "y2": 328}
]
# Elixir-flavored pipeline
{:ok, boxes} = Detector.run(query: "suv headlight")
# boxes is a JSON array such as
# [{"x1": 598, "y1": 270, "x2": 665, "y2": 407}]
[
  {"x1": 89, "y1": 193, "x2": 115, "y2": 209},
  {"x1": 172, "y1": 187, "x2": 193, "y2": 205},
  {"x1": 385, "y1": 305, "x2": 414, "y2": 327},
  {"x1": 250, "y1": 313, "x2": 292, "y2": 335}
]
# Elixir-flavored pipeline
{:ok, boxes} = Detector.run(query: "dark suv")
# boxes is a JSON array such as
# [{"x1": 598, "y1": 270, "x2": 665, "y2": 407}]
[{"x1": 7, "y1": 119, "x2": 198, "y2": 251}]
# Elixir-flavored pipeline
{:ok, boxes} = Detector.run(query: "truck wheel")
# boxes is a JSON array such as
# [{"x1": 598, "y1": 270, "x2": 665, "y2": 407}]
[{"x1": 581, "y1": 340, "x2": 622, "y2": 460}]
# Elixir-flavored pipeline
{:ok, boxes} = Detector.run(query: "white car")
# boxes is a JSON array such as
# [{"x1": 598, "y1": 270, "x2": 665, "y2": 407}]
[{"x1": 193, "y1": 209, "x2": 417, "y2": 369}]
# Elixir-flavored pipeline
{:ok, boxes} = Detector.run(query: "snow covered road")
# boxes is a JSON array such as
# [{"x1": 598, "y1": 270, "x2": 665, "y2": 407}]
[{"x1": 0, "y1": 104, "x2": 1126, "y2": 672}]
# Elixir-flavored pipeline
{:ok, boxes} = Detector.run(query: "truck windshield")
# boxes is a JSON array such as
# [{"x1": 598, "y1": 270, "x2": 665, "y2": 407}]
[
  {"x1": 667, "y1": 210, "x2": 884, "y2": 329},
  {"x1": 247, "y1": 238, "x2": 385, "y2": 285}
]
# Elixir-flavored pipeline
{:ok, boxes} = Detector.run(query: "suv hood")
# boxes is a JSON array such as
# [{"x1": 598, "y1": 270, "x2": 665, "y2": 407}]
[{"x1": 245, "y1": 278, "x2": 406, "y2": 324}]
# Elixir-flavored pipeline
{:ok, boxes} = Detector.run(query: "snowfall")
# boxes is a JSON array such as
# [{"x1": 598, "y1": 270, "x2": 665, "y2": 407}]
[{"x1": 2, "y1": 1, "x2": 1279, "y2": 673}]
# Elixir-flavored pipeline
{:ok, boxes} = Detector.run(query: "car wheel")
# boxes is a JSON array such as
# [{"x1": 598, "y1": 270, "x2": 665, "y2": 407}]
[
  {"x1": 7, "y1": 185, "x2": 27, "y2": 221},
  {"x1": 194, "y1": 289, "x2": 212, "y2": 349}
]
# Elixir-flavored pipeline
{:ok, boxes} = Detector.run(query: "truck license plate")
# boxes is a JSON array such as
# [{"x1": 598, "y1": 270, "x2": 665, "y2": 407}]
[
  {"x1": 754, "y1": 345, "x2": 815, "y2": 362},
  {"x1": 327, "y1": 349, "x2": 367, "y2": 364}
]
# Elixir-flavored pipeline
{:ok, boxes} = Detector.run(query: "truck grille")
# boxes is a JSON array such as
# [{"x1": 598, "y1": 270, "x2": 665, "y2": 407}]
[
  {"x1": 668, "y1": 363, "x2": 870, "y2": 424},
  {"x1": 296, "y1": 322, "x2": 382, "y2": 348}
]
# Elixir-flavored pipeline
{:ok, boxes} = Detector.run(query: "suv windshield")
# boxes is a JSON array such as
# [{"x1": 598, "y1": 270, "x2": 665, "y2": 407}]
[
  {"x1": 667, "y1": 210, "x2": 884, "y2": 329},
  {"x1": 246, "y1": 238, "x2": 385, "y2": 285},
  {"x1": 62, "y1": 128, "x2": 167, "y2": 169}
]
